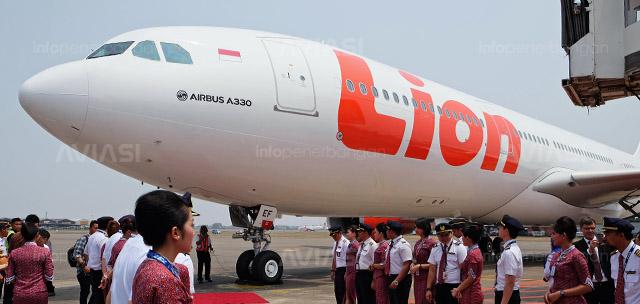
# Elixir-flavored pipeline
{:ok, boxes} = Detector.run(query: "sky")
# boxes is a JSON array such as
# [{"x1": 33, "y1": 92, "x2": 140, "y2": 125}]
[{"x1": 1, "y1": 1, "x2": 639, "y2": 226}]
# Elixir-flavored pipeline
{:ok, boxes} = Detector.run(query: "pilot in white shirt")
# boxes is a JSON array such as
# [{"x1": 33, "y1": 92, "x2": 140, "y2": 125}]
[
  {"x1": 110, "y1": 233, "x2": 150, "y2": 304},
  {"x1": 426, "y1": 223, "x2": 466, "y2": 304},
  {"x1": 386, "y1": 221, "x2": 413, "y2": 304},
  {"x1": 494, "y1": 215, "x2": 525, "y2": 304},
  {"x1": 102, "y1": 230, "x2": 123, "y2": 270},
  {"x1": 330, "y1": 227, "x2": 350, "y2": 304},
  {"x1": 355, "y1": 224, "x2": 377, "y2": 304},
  {"x1": 603, "y1": 217, "x2": 640, "y2": 304}
]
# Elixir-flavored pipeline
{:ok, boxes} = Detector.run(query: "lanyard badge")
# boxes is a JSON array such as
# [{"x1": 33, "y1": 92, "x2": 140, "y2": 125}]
[{"x1": 147, "y1": 250, "x2": 180, "y2": 279}]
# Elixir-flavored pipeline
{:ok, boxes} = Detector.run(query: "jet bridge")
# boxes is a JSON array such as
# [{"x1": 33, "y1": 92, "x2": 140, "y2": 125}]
[{"x1": 561, "y1": 0, "x2": 640, "y2": 106}]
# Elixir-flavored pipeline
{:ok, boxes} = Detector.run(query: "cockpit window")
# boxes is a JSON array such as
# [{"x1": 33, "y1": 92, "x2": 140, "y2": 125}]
[
  {"x1": 160, "y1": 42, "x2": 193, "y2": 64},
  {"x1": 132, "y1": 40, "x2": 160, "y2": 61},
  {"x1": 87, "y1": 41, "x2": 134, "y2": 59}
]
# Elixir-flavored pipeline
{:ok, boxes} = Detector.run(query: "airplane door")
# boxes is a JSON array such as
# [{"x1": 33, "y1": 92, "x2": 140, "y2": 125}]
[{"x1": 262, "y1": 39, "x2": 318, "y2": 116}]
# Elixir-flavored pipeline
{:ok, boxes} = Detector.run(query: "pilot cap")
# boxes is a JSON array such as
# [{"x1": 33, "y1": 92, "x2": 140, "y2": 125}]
[
  {"x1": 449, "y1": 218, "x2": 467, "y2": 229},
  {"x1": 435, "y1": 222, "x2": 452, "y2": 234},
  {"x1": 603, "y1": 217, "x2": 635, "y2": 233},
  {"x1": 387, "y1": 221, "x2": 403, "y2": 234},
  {"x1": 329, "y1": 226, "x2": 342, "y2": 236},
  {"x1": 118, "y1": 215, "x2": 135, "y2": 226},
  {"x1": 181, "y1": 192, "x2": 200, "y2": 217},
  {"x1": 497, "y1": 215, "x2": 524, "y2": 232},
  {"x1": 358, "y1": 223, "x2": 373, "y2": 234}
]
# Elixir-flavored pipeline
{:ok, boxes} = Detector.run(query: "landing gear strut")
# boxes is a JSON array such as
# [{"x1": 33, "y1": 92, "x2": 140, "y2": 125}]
[{"x1": 229, "y1": 205, "x2": 283, "y2": 284}]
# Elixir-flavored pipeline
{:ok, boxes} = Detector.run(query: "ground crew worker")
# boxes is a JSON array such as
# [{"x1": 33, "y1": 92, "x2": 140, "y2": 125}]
[
  {"x1": 495, "y1": 215, "x2": 524, "y2": 304},
  {"x1": 574, "y1": 217, "x2": 614, "y2": 304},
  {"x1": 411, "y1": 217, "x2": 436, "y2": 304},
  {"x1": 386, "y1": 221, "x2": 413, "y2": 304},
  {"x1": 603, "y1": 217, "x2": 640, "y2": 304},
  {"x1": 426, "y1": 223, "x2": 466, "y2": 304},
  {"x1": 330, "y1": 226, "x2": 349, "y2": 304},
  {"x1": 356, "y1": 223, "x2": 377, "y2": 304}
]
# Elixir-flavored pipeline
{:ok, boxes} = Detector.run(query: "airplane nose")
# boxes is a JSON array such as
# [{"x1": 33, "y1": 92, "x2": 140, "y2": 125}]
[{"x1": 19, "y1": 61, "x2": 89, "y2": 144}]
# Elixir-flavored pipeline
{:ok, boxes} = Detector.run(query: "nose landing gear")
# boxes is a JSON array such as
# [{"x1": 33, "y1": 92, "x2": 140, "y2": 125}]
[{"x1": 229, "y1": 205, "x2": 283, "y2": 284}]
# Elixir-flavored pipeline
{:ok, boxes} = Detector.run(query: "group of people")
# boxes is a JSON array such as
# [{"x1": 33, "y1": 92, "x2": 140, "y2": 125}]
[
  {"x1": 329, "y1": 214, "x2": 640, "y2": 304},
  {"x1": 0, "y1": 190, "x2": 215, "y2": 304},
  {"x1": 0, "y1": 215, "x2": 54, "y2": 304}
]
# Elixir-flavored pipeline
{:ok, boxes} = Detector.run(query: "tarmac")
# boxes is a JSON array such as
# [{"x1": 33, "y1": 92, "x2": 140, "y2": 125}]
[{"x1": 38, "y1": 230, "x2": 552, "y2": 303}]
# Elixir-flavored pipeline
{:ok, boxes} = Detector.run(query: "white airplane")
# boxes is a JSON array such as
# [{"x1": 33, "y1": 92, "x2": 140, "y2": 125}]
[
  {"x1": 298, "y1": 223, "x2": 328, "y2": 232},
  {"x1": 19, "y1": 27, "x2": 640, "y2": 283}
]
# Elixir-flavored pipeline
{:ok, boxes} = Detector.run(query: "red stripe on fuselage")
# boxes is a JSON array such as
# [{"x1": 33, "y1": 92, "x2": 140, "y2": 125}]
[
  {"x1": 334, "y1": 50, "x2": 405, "y2": 155},
  {"x1": 481, "y1": 113, "x2": 521, "y2": 174},
  {"x1": 404, "y1": 89, "x2": 436, "y2": 160},
  {"x1": 439, "y1": 100, "x2": 484, "y2": 166}
]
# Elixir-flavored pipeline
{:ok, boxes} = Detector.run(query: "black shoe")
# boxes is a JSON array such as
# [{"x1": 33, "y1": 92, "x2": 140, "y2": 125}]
[
  {"x1": 198, "y1": 278, "x2": 204, "y2": 284},
  {"x1": 206, "y1": 278, "x2": 213, "y2": 282}
]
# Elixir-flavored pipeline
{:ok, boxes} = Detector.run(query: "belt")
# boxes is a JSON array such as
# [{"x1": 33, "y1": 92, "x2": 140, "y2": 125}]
[{"x1": 356, "y1": 269, "x2": 372, "y2": 273}]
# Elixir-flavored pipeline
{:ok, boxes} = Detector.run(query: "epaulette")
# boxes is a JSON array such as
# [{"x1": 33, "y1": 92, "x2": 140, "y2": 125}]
[
  {"x1": 399, "y1": 239, "x2": 408, "y2": 244},
  {"x1": 453, "y1": 240, "x2": 461, "y2": 246},
  {"x1": 611, "y1": 250, "x2": 619, "y2": 256},
  {"x1": 504, "y1": 245, "x2": 512, "y2": 250},
  {"x1": 635, "y1": 249, "x2": 640, "y2": 257}
]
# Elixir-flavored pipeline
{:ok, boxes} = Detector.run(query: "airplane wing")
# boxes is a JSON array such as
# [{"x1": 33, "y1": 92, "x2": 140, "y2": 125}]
[{"x1": 532, "y1": 168, "x2": 640, "y2": 209}]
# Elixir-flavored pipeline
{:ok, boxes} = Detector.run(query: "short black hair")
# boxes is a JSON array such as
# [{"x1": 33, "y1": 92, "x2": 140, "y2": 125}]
[
  {"x1": 89, "y1": 220, "x2": 98, "y2": 227},
  {"x1": 10, "y1": 218, "x2": 22, "y2": 224},
  {"x1": 553, "y1": 216, "x2": 577, "y2": 240},
  {"x1": 579, "y1": 217, "x2": 596, "y2": 228},
  {"x1": 25, "y1": 214, "x2": 40, "y2": 225},
  {"x1": 375, "y1": 223, "x2": 388, "y2": 239},
  {"x1": 504, "y1": 226, "x2": 519, "y2": 239},
  {"x1": 38, "y1": 228, "x2": 50, "y2": 239},
  {"x1": 415, "y1": 218, "x2": 431, "y2": 235},
  {"x1": 119, "y1": 216, "x2": 136, "y2": 234},
  {"x1": 97, "y1": 217, "x2": 114, "y2": 230},
  {"x1": 22, "y1": 224, "x2": 39, "y2": 242},
  {"x1": 463, "y1": 225, "x2": 483, "y2": 243},
  {"x1": 135, "y1": 190, "x2": 190, "y2": 248}
]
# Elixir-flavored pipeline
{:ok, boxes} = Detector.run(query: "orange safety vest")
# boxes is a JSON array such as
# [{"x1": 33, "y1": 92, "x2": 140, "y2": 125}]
[{"x1": 196, "y1": 234, "x2": 210, "y2": 252}]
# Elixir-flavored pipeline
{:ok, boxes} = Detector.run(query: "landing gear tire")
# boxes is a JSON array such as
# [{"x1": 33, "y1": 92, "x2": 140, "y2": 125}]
[
  {"x1": 251, "y1": 250, "x2": 283, "y2": 284},
  {"x1": 236, "y1": 250, "x2": 255, "y2": 281}
]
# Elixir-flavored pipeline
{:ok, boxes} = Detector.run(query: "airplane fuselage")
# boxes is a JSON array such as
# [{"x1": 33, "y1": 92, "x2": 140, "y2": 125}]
[{"x1": 20, "y1": 27, "x2": 638, "y2": 225}]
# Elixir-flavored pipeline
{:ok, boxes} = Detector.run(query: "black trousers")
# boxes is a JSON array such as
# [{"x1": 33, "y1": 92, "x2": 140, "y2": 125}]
[
  {"x1": 435, "y1": 283, "x2": 460, "y2": 304},
  {"x1": 197, "y1": 251, "x2": 211, "y2": 280},
  {"x1": 356, "y1": 270, "x2": 375, "y2": 304},
  {"x1": 584, "y1": 281, "x2": 614, "y2": 304},
  {"x1": 89, "y1": 270, "x2": 104, "y2": 304},
  {"x1": 387, "y1": 274, "x2": 412, "y2": 304},
  {"x1": 2, "y1": 283, "x2": 12, "y2": 304},
  {"x1": 334, "y1": 267, "x2": 346, "y2": 304},
  {"x1": 495, "y1": 290, "x2": 521, "y2": 304},
  {"x1": 77, "y1": 272, "x2": 91, "y2": 304}
]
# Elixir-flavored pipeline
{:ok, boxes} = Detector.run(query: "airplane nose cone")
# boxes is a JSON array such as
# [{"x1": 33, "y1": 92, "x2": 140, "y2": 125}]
[{"x1": 19, "y1": 61, "x2": 89, "y2": 144}]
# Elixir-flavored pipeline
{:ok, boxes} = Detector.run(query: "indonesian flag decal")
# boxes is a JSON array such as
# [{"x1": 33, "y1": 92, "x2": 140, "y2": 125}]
[{"x1": 218, "y1": 48, "x2": 241, "y2": 62}]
